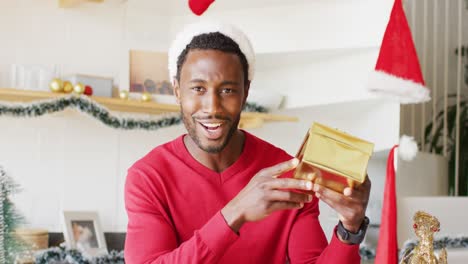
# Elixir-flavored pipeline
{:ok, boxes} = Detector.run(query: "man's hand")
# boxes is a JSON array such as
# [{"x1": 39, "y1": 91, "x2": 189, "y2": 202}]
[
  {"x1": 221, "y1": 158, "x2": 313, "y2": 233},
  {"x1": 313, "y1": 176, "x2": 371, "y2": 235}
]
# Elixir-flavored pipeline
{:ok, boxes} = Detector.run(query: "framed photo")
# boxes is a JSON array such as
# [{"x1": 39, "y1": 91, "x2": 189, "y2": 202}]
[
  {"x1": 129, "y1": 50, "x2": 174, "y2": 95},
  {"x1": 62, "y1": 211, "x2": 107, "y2": 256}
]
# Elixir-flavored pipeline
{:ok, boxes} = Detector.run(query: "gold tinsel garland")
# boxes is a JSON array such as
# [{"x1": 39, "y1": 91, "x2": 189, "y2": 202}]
[{"x1": 0, "y1": 95, "x2": 267, "y2": 131}]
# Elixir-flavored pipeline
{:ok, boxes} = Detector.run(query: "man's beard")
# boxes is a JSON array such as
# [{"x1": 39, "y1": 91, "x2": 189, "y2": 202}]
[{"x1": 181, "y1": 107, "x2": 240, "y2": 154}]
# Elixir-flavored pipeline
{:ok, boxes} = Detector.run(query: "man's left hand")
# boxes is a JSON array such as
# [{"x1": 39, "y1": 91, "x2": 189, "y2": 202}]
[{"x1": 313, "y1": 176, "x2": 371, "y2": 234}]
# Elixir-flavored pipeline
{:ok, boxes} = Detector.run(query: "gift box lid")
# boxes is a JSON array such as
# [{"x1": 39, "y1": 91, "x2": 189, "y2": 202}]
[
  {"x1": 310, "y1": 123, "x2": 374, "y2": 156},
  {"x1": 296, "y1": 122, "x2": 374, "y2": 183}
]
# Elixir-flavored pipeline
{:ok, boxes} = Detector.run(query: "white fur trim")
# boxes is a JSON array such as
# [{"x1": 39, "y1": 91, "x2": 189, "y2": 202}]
[
  {"x1": 398, "y1": 135, "x2": 418, "y2": 161},
  {"x1": 168, "y1": 21, "x2": 255, "y2": 83},
  {"x1": 367, "y1": 70, "x2": 430, "y2": 104}
]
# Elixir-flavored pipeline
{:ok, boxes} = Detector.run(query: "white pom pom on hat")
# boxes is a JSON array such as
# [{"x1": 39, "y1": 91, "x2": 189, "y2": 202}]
[
  {"x1": 168, "y1": 21, "x2": 256, "y2": 84},
  {"x1": 393, "y1": 134, "x2": 418, "y2": 171},
  {"x1": 397, "y1": 135, "x2": 418, "y2": 161}
]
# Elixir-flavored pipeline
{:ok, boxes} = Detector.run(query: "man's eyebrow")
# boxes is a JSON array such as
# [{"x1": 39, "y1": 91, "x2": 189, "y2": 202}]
[
  {"x1": 189, "y1": 79, "x2": 240, "y2": 86},
  {"x1": 189, "y1": 79, "x2": 207, "y2": 83},
  {"x1": 221, "y1": 81, "x2": 240, "y2": 86}
]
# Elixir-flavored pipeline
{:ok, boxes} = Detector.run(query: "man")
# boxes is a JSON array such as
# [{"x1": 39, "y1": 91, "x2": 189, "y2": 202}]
[{"x1": 125, "y1": 21, "x2": 371, "y2": 264}]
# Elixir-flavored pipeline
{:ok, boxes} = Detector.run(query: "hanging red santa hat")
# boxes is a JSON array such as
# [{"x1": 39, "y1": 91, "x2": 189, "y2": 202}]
[
  {"x1": 367, "y1": 0, "x2": 430, "y2": 104},
  {"x1": 375, "y1": 135, "x2": 418, "y2": 264},
  {"x1": 188, "y1": 0, "x2": 215, "y2": 16}
]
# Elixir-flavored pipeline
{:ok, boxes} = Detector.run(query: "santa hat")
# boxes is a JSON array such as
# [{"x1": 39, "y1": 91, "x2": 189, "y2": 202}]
[
  {"x1": 375, "y1": 135, "x2": 418, "y2": 264},
  {"x1": 168, "y1": 21, "x2": 255, "y2": 84},
  {"x1": 188, "y1": 0, "x2": 215, "y2": 16},
  {"x1": 367, "y1": 0, "x2": 430, "y2": 104}
]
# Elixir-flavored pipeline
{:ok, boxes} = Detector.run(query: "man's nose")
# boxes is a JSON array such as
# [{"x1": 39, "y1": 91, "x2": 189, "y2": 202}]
[{"x1": 202, "y1": 90, "x2": 221, "y2": 115}]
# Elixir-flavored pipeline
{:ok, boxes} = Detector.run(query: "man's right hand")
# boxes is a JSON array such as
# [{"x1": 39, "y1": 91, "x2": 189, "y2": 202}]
[{"x1": 221, "y1": 158, "x2": 314, "y2": 233}]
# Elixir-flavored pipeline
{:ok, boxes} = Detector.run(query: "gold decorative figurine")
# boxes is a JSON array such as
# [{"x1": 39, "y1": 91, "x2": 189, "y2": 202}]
[{"x1": 400, "y1": 211, "x2": 448, "y2": 264}]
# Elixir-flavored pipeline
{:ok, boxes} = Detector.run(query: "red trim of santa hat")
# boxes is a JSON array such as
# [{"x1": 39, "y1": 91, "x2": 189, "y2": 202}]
[
  {"x1": 367, "y1": 0, "x2": 430, "y2": 104},
  {"x1": 375, "y1": 135, "x2": 418, "y2": 264}
]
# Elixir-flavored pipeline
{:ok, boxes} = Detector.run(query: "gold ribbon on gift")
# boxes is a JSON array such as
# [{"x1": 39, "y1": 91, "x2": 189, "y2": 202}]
[{"x1": 294, "y1": 122, "x2": 374, "y2": 192}]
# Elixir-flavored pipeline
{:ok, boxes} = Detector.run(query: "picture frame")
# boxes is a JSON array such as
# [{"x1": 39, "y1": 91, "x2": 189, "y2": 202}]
[
  {"x1": 129, "y1": 49, "x2": 174, "y2": 95},
  {"x1": 126, "y1": 49, "x2": 178, "y2": 105},
  {"x1": 62, "y1": 211, "x2": 107, "y2": 257}
]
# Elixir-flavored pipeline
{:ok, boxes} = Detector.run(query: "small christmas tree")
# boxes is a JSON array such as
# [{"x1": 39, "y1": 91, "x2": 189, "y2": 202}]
[{"x1": 0, "y1": 166, "x2": 27, "y2": 264}]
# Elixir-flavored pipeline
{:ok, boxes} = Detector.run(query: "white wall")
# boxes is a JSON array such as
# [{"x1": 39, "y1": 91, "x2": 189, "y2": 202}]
[
  {"x1": 0, "y1": 111, "x2": 186, "y2": 232},
  {"x1": 169, "y1": 0, "x2": 393, "y2": 53},
  {"x1": 0, "y1": 0, "x2": 129, "y2": 89},
  {"x1": 0, "y1": 0, "x2": 173, "y2": 91},
  {"x1": 0, "y1": 0, "x2": 399, "y2": 235}
]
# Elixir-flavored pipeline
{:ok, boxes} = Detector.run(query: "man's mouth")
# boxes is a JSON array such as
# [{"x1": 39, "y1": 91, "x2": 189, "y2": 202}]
[
  {"x1": 200, "y1": 122, "x2": 222, "y2": 130},
  {"x1": 198, "y1": 121, "x2": 226, "y2": 139}
]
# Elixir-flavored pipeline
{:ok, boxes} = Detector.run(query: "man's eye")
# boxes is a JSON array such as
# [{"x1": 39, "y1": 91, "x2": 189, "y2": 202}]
[
  {"x1": 191, "y1": 87, "x2": 204, "y2": 92},
  {"x1": 222, "y1": 88, "x2": 234, "y2": 94}
]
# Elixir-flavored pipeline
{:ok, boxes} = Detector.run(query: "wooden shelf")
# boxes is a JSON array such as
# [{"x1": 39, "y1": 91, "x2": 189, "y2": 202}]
[
  {"x1": 58, "y1": 0, "x2": 104, "y2": 8},
  {"x1": 0, "y1": 88, "x2": 298, "y2": 128}
]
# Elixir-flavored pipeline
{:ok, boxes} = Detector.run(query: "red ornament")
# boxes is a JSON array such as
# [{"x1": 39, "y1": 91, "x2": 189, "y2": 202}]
[
  {"x1": 413, "y1": 224, "x2": 418, "y2": 229},
  {"x1": 84, "y1": 85, "x2": 93, "y2": 96}
]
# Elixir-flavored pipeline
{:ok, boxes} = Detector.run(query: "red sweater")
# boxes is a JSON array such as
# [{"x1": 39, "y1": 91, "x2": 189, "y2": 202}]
[{"x1": 124, "y1": 131, "x2": 360, "y2": 264}]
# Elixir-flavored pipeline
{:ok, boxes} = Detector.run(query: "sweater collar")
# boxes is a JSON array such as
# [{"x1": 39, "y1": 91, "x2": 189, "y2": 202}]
[{"x1": 173, "y1": 130, "x2": 256, "y2": 183}]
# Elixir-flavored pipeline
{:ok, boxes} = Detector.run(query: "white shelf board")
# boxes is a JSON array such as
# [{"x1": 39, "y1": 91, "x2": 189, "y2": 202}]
[
  {"x1": 255, "y1": 46, "x2": 380, "y2": 69},
  {"x1": 252, "y1": 46, "x2": 381, "y2": 109}
]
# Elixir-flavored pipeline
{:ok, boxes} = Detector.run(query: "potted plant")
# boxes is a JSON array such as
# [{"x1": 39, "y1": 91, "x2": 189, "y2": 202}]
[{"x1": 424, "y1": 95, "x2": 468, "y2": 195}]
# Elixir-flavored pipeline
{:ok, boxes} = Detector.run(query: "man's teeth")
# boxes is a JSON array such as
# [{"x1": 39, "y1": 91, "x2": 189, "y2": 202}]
[{"x1": 202, "y1": 123, "x2": 222, "y2": 128}]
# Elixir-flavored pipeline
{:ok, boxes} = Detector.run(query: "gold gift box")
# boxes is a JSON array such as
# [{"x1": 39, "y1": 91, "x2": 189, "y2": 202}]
[{"x1": 294, "y1": 122, "x2": 374, "y2": 193}]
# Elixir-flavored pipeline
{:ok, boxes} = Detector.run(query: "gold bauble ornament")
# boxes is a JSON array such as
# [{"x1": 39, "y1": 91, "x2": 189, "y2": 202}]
[
  {"x1": 63, "y1": 81, "x2": 73, "y2": 93},
  {"x1": 73, "y1": 83, "x2": 85, "y2": 94},
  {"x1": 49, "y1": 78, "x2": 63, "y2": 93},
  {"x1": 141, "y1": 92, "x2": 152, "y2": 102},
  {"x1": 119, "y1": 90, "x2": 129, "y2": 100}
]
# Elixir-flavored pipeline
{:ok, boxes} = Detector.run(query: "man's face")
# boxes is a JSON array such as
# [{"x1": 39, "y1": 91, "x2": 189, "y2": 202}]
[{"x1": 174, "y1": 49, "x2": 249, "y2": 153}]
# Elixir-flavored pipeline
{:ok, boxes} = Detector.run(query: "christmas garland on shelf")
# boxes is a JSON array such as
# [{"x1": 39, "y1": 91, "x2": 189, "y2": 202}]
[
  {"x1": 399, "y1": 236, "x2": 468, "y2": 260},
  {"x1": 35, "y1": 245, "x2": 124, "y2": 264},
  {"x1": 358, "y1": 236, "x2": 468, "y2": 261},
  {"x1": 0, "y1": 95, "x2": 268, "y2": 131},
  {"x1": 359, "y1": 245, "x2": 375, "y2": 260},
  {"x1": 34, "y1": 244, "x2": 378, "y2": 263},
  {"x1": 32, "y1": 235, "x2": 468, "y2": 263},
  {"x1": 243, "y1": 102, "x2": 268, "y2": 113}
]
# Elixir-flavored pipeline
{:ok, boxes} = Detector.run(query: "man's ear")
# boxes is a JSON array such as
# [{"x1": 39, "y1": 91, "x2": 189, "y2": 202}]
[
  {"x1": 242, "y1": 80, "x2": 251, "y2": 106},
  {"x1": 173, "y1": 79, "x2": 181, "y2": 104}
]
